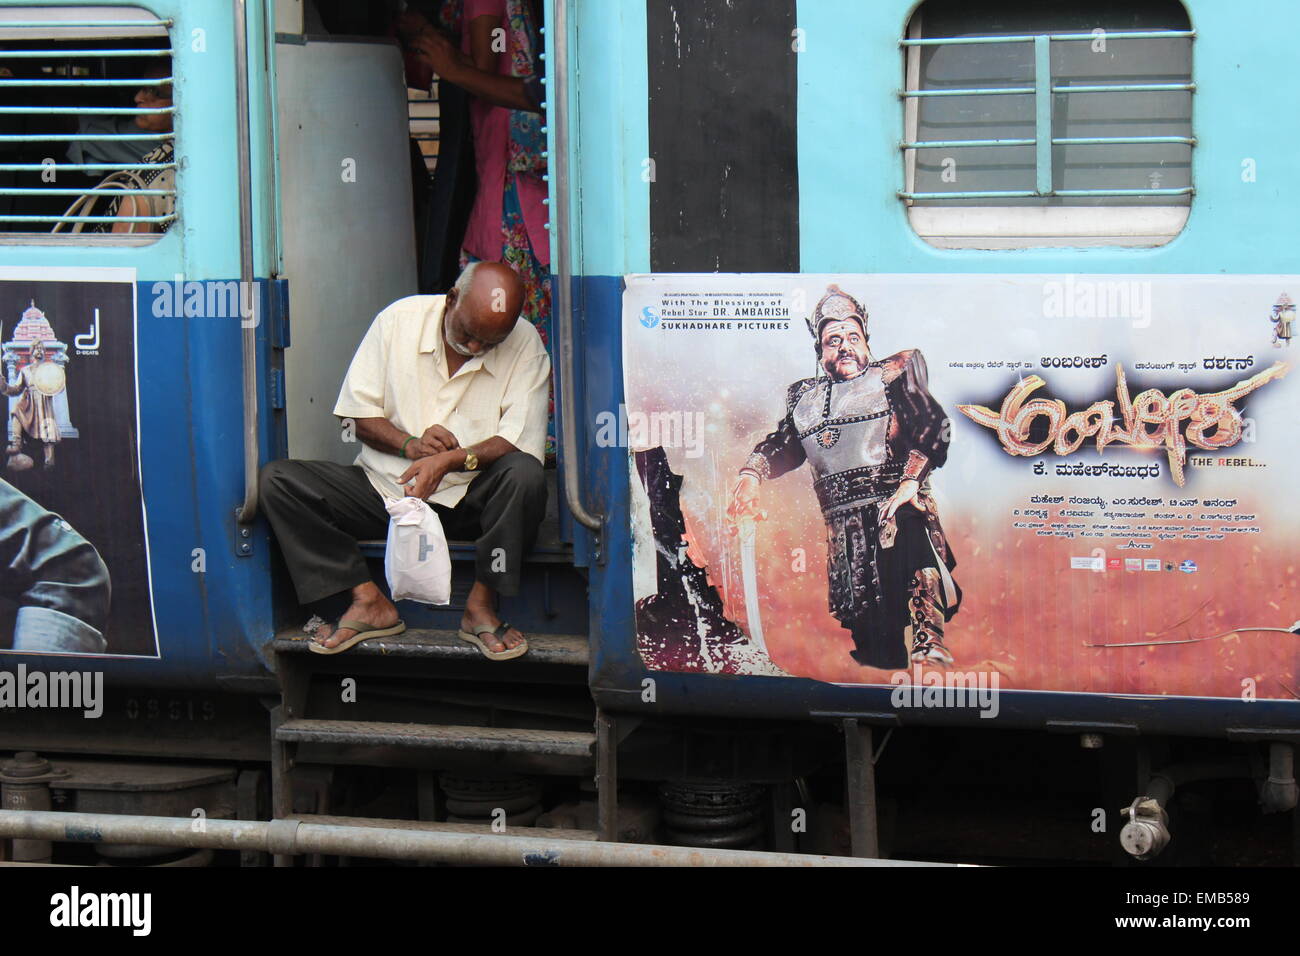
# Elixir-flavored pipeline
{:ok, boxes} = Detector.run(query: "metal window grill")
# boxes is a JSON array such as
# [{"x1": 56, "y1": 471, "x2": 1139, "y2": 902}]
[
  {"x1": 899, "y1": 29, "x2": 1195, "y2": 203},
  {"x1": 0, "y1": 11, "x2": 176, "y2": 233}
]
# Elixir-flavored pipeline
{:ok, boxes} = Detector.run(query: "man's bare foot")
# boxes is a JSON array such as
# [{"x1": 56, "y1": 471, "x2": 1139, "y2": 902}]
[
  {"x1": 461, "y1": 582, "x2": 525, "y2": 655},
  {"x1": 313, "y1": 582, "x2": 401, "y2": 650}
]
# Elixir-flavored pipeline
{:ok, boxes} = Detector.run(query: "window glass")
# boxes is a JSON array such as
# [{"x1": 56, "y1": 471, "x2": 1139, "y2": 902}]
[
  {"x1": 0, "y1": 6, "x2": 175, "y2": 241},
  {"x1": 903, "y1": 0, "x2": 1192, "y2": 244}
]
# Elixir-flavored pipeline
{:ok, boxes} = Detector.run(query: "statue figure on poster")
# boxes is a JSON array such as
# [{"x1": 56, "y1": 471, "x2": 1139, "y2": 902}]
[
  {"x1": 1271, "y1": 293, "x2": 1294, "y2": 348},
  {"x1": 3, "y1": 301, "x2": 75, "y2": 472}
]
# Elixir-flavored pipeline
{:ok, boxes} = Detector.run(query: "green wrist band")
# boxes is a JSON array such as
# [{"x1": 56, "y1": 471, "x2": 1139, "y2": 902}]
[{"x1": 400, "y1": 436, "x2": 416, "y2": 458}]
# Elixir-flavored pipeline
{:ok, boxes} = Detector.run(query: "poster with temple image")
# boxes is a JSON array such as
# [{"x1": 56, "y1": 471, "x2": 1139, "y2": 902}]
[
  {"x1": 622, "y1": 273, "x2": 1298, "y2": 700},
  {"x1": 0, "y1": 267, "x2": 156, "y2": 657}
]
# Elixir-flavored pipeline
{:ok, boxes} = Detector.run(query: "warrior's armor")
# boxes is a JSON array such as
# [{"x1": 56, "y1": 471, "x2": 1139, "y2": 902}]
[{"x1": 741, "y1": 287, "x2": 961, "y2": 668}]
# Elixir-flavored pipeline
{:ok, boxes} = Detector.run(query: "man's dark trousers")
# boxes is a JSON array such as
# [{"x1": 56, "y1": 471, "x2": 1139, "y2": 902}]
[{"x1": 258, "y1": 452, "x2": 546, "y2": 605}]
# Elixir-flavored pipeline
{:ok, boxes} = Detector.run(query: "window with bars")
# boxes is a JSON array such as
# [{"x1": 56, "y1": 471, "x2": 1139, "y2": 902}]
[
  {"x1": 0, "y1": 6, "x2": 176, "y2": 240},
  {"x1": 902, "y1": 0, "x2": 1193, "y2": 247}
]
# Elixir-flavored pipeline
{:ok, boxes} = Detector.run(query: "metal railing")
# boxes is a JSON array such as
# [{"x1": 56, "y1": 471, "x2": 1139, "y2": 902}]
[
  {"x1": 0, "y1": 809, "x2": 952, "y2": 867},
  {"x1": 550, "y1": 0, "x2": 601, "y2": 535},
  {"x1": 0, "y1": 19, "x2": 172, "y2": 29},
  {"x1": 899, "y1": 29, "x2": 1195, "y2": 202},
  {"x1": 0, "y1": 46, "x2": 169, "y2": 57},
  {"x1": 234, "y1": 0, "x2": 259, "y2": 524}
]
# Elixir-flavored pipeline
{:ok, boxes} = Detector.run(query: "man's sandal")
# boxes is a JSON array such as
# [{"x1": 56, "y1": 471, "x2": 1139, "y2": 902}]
[
  {"x1": 457, "y1": 622, "x2": 529, "y2": 661},
  {"x1": 307, "y1": 619, "x2": 406, "y2": 655}
]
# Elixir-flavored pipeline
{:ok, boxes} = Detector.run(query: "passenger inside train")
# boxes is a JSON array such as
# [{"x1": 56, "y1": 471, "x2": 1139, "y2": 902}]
[
  {"x1": 92, "y1": 61, "x2": 175, "y2": 235},
  {"x1": 395, "y1": 0, "x2": 553, "y2": 458},
  {"x1": 0, "y1": 36, "x2": 172, "y2": 232}
]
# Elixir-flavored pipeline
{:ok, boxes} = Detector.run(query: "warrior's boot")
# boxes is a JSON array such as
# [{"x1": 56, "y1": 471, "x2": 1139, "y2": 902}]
[
  {"x1": 907, "y1": 567, "x2": 953, "y2": 665},
  {"x1": 42, "y1": 442, "x2": 54, "y2": 470},
  {"x1": 848, "y1": 615, "x2": 910, "y2": 670}
]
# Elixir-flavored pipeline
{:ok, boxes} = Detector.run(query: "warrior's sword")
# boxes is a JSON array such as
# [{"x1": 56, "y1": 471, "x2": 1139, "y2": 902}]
[{"x1": 737, "y1": 518, "x2": 767, "y2": 653}]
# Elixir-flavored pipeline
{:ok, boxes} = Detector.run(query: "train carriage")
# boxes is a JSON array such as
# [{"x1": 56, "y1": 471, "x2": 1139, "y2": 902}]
[{"x1": 0, "y1": 0, "x2": 1296, "y2": 866}]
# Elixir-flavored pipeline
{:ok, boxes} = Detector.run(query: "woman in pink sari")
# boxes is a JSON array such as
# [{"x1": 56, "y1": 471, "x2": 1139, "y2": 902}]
[
  {"x1": 402, "y1": 0, "x2": 552, "y2": 454},
  {"x1": 459, "y1": 0, "x2": 553, "y2": 455}
]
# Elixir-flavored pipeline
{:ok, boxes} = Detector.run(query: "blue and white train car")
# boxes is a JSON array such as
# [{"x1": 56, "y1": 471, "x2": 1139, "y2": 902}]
[{"x1": 0, "y1": 0, "x2": 1293, "y2": 864}]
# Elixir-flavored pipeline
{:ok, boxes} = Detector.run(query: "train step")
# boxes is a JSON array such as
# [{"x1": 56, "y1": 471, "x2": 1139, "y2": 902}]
[
  {"x1": 289, "y1": 813, "x2": 597, "y2": 842},
  {"x1": 271, "y1": 627, "x2": 589, "y2": 667},
  {"x1": 274, "y1": 719, "x2": 597, "y2": 758}
]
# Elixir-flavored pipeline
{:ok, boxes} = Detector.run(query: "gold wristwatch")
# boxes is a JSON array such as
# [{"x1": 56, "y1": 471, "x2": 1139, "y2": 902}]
[{"x1": 463, "y1": 450, "x2": 479, "y2": 472}]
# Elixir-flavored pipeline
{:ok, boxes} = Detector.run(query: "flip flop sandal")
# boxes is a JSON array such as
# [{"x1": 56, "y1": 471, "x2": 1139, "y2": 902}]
[
  {"x1": 308, "y1": 618, "x2": 406, "y2": 655},
  {"x1": 457, "y1": 622, "x2": 529, "y2": 661}
]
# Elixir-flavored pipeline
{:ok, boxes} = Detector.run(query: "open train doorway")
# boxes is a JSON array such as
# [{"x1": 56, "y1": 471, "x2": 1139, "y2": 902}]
[{"x1": 276, "y1": 0, "x2": 551, "y2": 468}]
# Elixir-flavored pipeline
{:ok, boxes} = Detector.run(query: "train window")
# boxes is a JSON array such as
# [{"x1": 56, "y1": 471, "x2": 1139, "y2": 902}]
[
  {"x1": 0, "y1": 6, "x2": 175, "y2": 242},
  {"x1": 902, "y1": 0, "x2": 1193, "y2": 248}
]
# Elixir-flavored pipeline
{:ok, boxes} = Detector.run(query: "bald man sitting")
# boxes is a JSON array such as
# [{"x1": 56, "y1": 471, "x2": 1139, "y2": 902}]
[{"x1": 259, "y1": 263, "x2": 550, "y2": 658}]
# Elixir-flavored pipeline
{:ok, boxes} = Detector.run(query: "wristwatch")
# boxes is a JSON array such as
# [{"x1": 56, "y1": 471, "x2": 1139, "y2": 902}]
[{"x1": 463, "y1": 451, "x2": 479, "y2": 472}]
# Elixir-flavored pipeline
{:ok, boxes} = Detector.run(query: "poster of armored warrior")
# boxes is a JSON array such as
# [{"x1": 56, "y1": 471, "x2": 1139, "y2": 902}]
[
  {"x1": 624, "y1": 273, "x2": 1298, "y2": 701},
  {"x1": 725, "y1": 285, "x2": 961, "y2": 668}
]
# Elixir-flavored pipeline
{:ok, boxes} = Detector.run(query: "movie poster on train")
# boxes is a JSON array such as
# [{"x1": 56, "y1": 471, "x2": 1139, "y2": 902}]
[
  {"x1": 0, "y1": 266, "x2": 157, "y2": 658},
  {"x1": 623, "y1": 273, "x2": 1299, "y2": 700}
]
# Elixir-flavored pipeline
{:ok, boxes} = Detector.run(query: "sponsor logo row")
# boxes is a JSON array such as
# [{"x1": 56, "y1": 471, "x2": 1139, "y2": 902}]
[{"x1": 1069, "y1": 556, "x2": 1198, "y2": 573}]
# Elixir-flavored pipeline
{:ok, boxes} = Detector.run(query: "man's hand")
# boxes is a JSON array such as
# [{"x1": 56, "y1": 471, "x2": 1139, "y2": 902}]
[
  {"x1": 406, "y1": 424, "x2": 459, "y2": 459},
  {"x1": 397, "y1": 452, "x2": 457, "y2": 499},
  {"x1": 883, "y1": 479, "x2": 923, "y2": 521},
  {"x1": 725, "y1": 473, "x2": 766, "y2": 536}
]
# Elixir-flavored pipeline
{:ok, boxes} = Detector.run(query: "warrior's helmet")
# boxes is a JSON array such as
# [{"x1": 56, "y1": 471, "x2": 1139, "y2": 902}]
[{"x1": 805, "y1": 285, "x2": 869, "y2": 358}]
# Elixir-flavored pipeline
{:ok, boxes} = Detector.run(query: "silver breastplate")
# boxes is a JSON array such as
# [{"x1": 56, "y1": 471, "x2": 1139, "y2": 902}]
[{"x1": 793, "y1": 369, "x2": 891, "y2": 479}]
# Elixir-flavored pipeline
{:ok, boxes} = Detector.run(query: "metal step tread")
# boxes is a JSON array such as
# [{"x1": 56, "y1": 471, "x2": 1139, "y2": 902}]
[
  {"x1": 272, "y1": 628, "x2": 589, "y2": 666},
  {"x1": 275, "y1": 719, "x2": 596, "y2": 756},
  {"x1": 290, "y1": 813, "x2": 597, "y2": 842}
]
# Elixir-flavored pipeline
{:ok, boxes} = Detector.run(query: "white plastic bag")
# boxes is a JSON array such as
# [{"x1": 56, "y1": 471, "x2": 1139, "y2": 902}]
[{"x1": 384, "y1": 496, "x2": 452, "y2": 605}]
